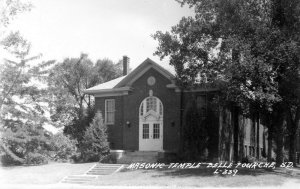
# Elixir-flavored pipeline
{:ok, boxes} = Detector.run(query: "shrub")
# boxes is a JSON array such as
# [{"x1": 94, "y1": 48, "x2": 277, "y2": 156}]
[
  {"x1": 242, "y1": 155, "x2": 257, "y2": 163},
  {"x1": 49, "y1": 133, "x2": 78, "y2": 162},
  {"x1": 24, "y1": 152, "x2": 48, "y2": 165},
  {"x1": 79, "y1": 111, "x2": 109, "y2": 162},
  {"x1": 63, "y1": 106, "x2": 95, "y2": 146},
  {"x1": 0, "y1": 121, "x2": 51, "y2": 166},
  {"x1": 0, "y1": 122, "x2": 78, "y2": 165},
  {"x1": 0, "y1": 154, "x2": 22, "y2": 166}
]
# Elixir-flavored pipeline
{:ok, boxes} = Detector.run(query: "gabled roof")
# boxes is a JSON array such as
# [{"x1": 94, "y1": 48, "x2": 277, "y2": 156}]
[
  {"x1": 84, "y1": 76, "x2": 126, "y2": 92},
  {"x1": 84, "y1": 58, "x2": 175, "y2": 95}
]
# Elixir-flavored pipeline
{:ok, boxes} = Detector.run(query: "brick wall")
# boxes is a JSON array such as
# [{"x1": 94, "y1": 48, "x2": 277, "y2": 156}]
[
  {"x1": 95, "y1": 68, "x2": 181, "y2": 152},
  {"x1": 95, "y1": 96, "x2": 124, "y2": 149}
]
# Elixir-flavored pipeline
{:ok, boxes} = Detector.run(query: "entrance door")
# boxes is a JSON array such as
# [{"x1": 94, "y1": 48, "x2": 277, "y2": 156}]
[
  {"x1": 139, "y1": 121, "x2": 163, "y2": 151},
  {"x1": 139, "y1": 96, "x2": 163, "y2": 151}
]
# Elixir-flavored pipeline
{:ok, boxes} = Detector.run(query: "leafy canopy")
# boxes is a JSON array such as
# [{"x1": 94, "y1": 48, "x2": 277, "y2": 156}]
[{"x1": 153, "y1": 0, "x2": 300, "y2": 113}]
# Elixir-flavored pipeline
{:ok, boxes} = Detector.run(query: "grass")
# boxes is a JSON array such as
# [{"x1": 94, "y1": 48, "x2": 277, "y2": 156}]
[
  {"x1": 90, "y1": 166, "x2": 300, "y2": 187},
  {"x1": 0, "y1": 161, "x2": 95, "y2": 184},
  {"x1": 0, "y1": 162, "x2": 299, "y2": 188}
]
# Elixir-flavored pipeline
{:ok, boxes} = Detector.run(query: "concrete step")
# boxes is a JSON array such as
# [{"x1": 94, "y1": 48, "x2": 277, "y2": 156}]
[
  {"x1": 60, "y1": 164, "x2": 124, "y2": 184},
  {"x1": 86, "y1": 172, "x2": 115, "y2": 175},
  {"x1": 93, "y1": 165, "x2": 123, "y2": 168},
  {"x1": 117, "y1": 151, "x2": 159, "y2": 164},
  {"x1": 92, "y1": 167, "x2": 121, "y2": 169},
  {"x1": 85, "y1": 163, "x2": 124, "y2": 175},
  {"x1": 126, "y1": 151, "x2": 159, "y2": 155}
]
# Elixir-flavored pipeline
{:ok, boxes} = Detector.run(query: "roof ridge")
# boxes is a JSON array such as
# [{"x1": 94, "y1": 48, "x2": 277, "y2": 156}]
[{"x1": 85, "y1": 58, "x2": 175, "y2": 95}]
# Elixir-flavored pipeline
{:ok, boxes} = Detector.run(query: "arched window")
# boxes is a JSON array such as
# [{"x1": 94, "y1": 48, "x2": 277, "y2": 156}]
[
  {"x1": 139, "y1": 96, "x2": 163, "y2": 117},
  {"x1": 140, "y1": 103, "x2": 144, "y2": 116},
  {"x1": 146, "y1": 97, "x2": 157, "y2": 112}
]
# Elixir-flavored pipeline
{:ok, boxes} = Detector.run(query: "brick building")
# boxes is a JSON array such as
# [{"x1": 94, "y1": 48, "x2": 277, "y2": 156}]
[{"x1": 85, "y1": 56, "x2": 268, "y2": 162}]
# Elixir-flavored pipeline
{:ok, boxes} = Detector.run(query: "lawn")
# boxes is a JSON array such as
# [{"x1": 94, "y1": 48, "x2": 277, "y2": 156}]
[
  {"x1": 90, "y1": 166, "x2": 300, "y2": 187},
  {"x1": 0, "y1": 162, "x2": 95, "y2": 184},
  {"x1": 0, "y1": 162, "x2": 299, "y2": 188}
]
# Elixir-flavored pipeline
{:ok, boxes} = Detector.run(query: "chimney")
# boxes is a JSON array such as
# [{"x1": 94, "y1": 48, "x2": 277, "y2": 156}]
[{"x1": 123, "y1": 55, "x2": 129, "y2": 76}]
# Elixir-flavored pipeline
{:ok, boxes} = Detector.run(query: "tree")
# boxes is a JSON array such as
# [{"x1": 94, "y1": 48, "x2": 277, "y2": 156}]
[
  {"x1": 49, "y1": 132, "x2": 78, "y2": 162},
  {"x1": 0, "y1": 0, "x2": 32, "y2": 28},
  {"x1": 153, "y1": 0, "x2": 300, "y2": 165},
  {"x1": 95, "y1": 58, "x2": 123, "y2": 83},
  {"x1": 47, "y1": 55, "x2": 122, "y2": 146},
  {"x1": 80, "y1": 111, "x2": 109, "y2": 162},
  {"x1": 0, "y1": 0, "x2": 33, "y2": 109},
  {"x1": 0, "y1": 0, "x2": 62, "y2": 165},
  {"x1": 47, "y1": 54, "x2": 93, "y2": 125},
  {"x1": 0, "y1": 31, "x2": 53, "y2": 164},
  {"x1": 183, "y1": 99, "x2": 208, "y2": 160}
]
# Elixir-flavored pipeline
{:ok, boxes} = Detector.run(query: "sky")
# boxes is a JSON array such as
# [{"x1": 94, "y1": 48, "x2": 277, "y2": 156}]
[
  {"x1": 5, "y1": 0, "x2": 194, "y2": 71},
  {"x1": 1, "y1": 0, "x2": 194, "y2": 133}
]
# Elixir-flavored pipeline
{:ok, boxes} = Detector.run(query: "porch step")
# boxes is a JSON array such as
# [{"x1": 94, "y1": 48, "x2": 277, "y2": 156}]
[
  {"x1": 117, "y1": 151, "x2": 159, "y2": 164},
  {"x1": 60, "y1": 163, "x2": 124, "y2": 184},
  {"x1": 85, "y1": 163, "x2": 124, "y2": 175}
]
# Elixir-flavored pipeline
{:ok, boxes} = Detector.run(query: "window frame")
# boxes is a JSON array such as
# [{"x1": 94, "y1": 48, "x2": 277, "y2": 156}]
[
  {"x1": 142, "y1": 124, "x2": 149, "y2": 139},
  {"x1": 140, "y1": 96, "x2": 163, "y2": 117},
  {"x1": 105, "y1": 99, "x2": 115, "y2": 125},
  {"x1": 153, "y1": 123, "x2": 160, "y2": 139}
]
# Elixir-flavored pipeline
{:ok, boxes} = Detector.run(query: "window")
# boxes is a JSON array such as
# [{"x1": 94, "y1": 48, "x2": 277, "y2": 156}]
[
  {"x1": 140, "y1": 103, "x2": 144, "y2": 116},
  {"x1": 105, "y1": 99, "x2": 115, "y2": 124},
  {"x1": 159, "y1": 102, "x2": 163, "y2": 115},
  {"x1": 139, "y1": 96, "x2": 163, "y2": 117},
  {"x1": 153, "y1": 124, "x2": 160, "y2": 139},
  {"x1": 143, "y1": 124, "x2": 149, "y2": 139},
  {"x1": 146, "y1": 97, "x2": 157, "y2": 112}
]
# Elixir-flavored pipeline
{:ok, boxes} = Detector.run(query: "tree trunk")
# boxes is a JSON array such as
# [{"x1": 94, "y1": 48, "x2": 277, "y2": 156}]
[
  {"x1": 252, "y1": 114, "x2": 257, "y2": 158},
  {"x1": 233, "y1": 106, "x2": 239, "y2": 163},
  {"x1": 288, "y1": 106, "x2": 300, "y2": 166},
  {"x1": 239, "y1": 116, "x2": 245, "y2": 161},
  {"x1": 256, "y1": 112, "x2": 260, "y2": 160},
  {"x1": 268, "y1": 123, "x2": 273, "y2": 161},
  {"x1": 289, "y1": 130, "x2": 296, "y2": 164},
  {"x1": 179, "y1": 89, "x2": 184, "y2": 153},
  {"x1": 262, "y1": 128, "x2": 266, "y2": 157},
  {"x1": 275, "y1": 116, "x2": 285, "y2": 167}
]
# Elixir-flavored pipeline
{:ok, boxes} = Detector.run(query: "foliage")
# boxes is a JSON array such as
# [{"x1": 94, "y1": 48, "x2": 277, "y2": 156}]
[
  {"x1": 0, "y1": 0, "x2": 32, "y2": 28},
  {"x1": 48, "y1": 133, "x2": 78, "y2": 162},
  {"x1": 0, "y1": 31, "x2": 54, "y2": 165},
  {"x1": 47, "y1": 55, "x2": 122, "y2": 142},
  {"x1": 47, "y1": 54, "x2": 95, "y2": 126},
  {"x1": 47, "y1": 55, "x2": 122, "y2": 124},
  {"x1": 78, "y1": 111, "x2": 109, "y2": 162},
  {"x1": 182, "y1": 100, "x2": 208, "y2": 161},
  {"x1": 0, "y1": 0, "x2": 55, "y2": 165},
  {"x1": 95, "y1": 58, "x2": 123, "y2": 83},
  {"x1": 154, "y1": 0, "x2": 300, "y2": 164},
  {"x1": 0, "y1": 121, "x2": 51, "y2": 165},
  {"x1": 24, "y1": 152, "x2": 47, "y2": 165},
  {"x1": 63, "y1": 104, "x2": 95, "y2": 146}
]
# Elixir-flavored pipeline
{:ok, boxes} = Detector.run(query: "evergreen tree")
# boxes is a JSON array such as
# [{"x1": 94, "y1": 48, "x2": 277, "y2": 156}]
[
  {"x1": 0, "y1": 31, "x2": 53, "y2": 165},
  {"x1": 80, "y1": 111, "x2": 109, "y2": 162},
  {"x1": 0, "y1": 1, "x2": 57, "y2": 165}
]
